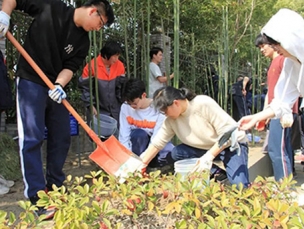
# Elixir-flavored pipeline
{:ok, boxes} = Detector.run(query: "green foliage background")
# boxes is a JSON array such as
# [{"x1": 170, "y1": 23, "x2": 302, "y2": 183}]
[{"x1": 4, "y1": 0, "x2": 304, "y2": 121}]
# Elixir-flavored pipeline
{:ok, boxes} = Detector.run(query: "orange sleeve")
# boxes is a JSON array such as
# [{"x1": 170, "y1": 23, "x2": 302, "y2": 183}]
[{"x1": 82, "y1": 59, "x2": 96, "y2": 78}]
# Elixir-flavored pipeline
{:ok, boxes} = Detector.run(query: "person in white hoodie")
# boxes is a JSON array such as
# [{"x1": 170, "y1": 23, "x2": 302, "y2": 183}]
[
  {"x1": 239, "y1": 8, "x2": 304, "y2": 132},
  {"x1": 119, "y1": 78, "x2": 175, "y2": 169}
]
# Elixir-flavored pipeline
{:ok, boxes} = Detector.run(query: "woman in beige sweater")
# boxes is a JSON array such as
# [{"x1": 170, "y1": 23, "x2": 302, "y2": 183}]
[{"x1": 140, "y1": 86, "x2": 249, "y2": 186}]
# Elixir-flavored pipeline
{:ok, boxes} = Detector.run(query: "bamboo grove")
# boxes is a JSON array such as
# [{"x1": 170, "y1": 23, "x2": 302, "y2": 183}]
[{"x1": 5, "y1": 0, "x2": 304, "y2": 121}]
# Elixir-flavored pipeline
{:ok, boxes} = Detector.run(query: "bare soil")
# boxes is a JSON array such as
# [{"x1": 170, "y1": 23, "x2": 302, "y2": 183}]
[{"x1": 0, "y1": 152, "x2": 98, "y2": 217}]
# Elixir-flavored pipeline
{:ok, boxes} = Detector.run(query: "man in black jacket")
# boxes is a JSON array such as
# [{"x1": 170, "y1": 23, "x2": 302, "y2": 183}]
[{"x1": 0, "y1": 0, "x2": 114, "y2": 218}]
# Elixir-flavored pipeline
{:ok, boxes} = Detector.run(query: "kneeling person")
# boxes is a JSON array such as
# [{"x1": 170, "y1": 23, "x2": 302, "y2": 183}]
[
  {"x1": 119, "y1": 79, "x2": 174, "y2": 169},
  {"x1": 140, "y1": 86, "x2": 250, "y2": 187}
]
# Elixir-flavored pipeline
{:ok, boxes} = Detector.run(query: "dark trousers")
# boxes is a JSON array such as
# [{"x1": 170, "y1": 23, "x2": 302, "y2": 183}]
[
  {"x1": 130, "y1": 129, "x2": 174, "y2": 167},
  {"x1": 17, "y1": 78, "x2": 70, "y2": 202},
  {"x1": 232, "y1": 95, "x2": 249, "y2": 121},
  {"x1": 171, "y1": 143, "x2": 250, "y2": 187}
]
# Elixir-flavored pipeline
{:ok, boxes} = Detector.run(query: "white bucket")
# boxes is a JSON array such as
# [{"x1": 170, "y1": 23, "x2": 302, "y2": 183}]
[
  {"x1": 174, "y1": 158, "x2": 199, "y2": 180},
  {"x1": 174, "y1": 158, "x2": 209, "y2": 187},
  {"x1": 91, "y1": 114, "x2": 117, "y2": 138}
]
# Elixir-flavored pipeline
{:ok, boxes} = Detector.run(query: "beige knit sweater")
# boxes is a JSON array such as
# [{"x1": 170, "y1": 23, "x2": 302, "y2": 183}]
[{"x1": 151, "y1": 95, "x2": 247, "y2": 150}]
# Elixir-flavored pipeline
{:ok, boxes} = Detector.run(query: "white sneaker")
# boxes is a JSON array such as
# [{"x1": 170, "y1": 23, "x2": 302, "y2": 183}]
[
  {"x1": 0, "y1": 175, "x2": 14, "y2": 188},
  {"x1": 0, "y1": 184, "x2": 10, "y2": 195}
]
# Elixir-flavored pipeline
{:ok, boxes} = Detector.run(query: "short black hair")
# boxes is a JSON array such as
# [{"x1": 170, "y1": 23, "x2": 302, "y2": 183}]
[
  {"x1": 255, "y1": 34, "x2": 270, "y2": 47},
  {"x1": 123, "y1": 78, "x2": 146, "y2": 102},
  {"x1": 263, "y1": 34, "x2": 280, "y2": 45},
  {"x1": 100, "y1": 40, "x2": 122, "y2": 60},
  {"x1": 83, "y1": 0, "x2": 114, "y2": 26},
  {"x1": 149, "y1": 47, "x2": 163, "y2": 60}
]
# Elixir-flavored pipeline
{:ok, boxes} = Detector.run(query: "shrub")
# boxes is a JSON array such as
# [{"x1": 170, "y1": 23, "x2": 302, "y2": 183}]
[
  {"x1": 0, "y1": 133, "x2": 22, "y2": 180},
  {"x1": 0, "y1": 171, "x2": 303, "y2": 228}
]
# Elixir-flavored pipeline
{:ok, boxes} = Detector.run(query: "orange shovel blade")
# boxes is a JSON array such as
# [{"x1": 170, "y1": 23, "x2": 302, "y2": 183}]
[
  {"x1": 89, "y1": 144, "x2": 119, "y2": 175},
  {"x1": 89, "y1": 135, "x2": 143, "y2": 180}
]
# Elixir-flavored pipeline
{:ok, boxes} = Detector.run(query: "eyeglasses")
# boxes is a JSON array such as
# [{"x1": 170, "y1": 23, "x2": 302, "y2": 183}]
[{"x1": 97, "y1": 10, "x2": 106, "y2": 28}]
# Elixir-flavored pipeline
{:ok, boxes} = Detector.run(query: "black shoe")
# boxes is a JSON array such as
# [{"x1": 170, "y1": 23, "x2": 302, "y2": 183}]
[
  {"x1": 210, "y1": 168, "x2": 228, "y2": 183},
  {"x1": 34, "y1": 206, "x2": 56, "y2": 220}
]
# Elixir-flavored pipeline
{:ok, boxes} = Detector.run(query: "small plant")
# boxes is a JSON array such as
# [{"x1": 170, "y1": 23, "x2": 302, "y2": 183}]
[{"x1": 0, "y1": 171, "x2": 303, "y2": 228}]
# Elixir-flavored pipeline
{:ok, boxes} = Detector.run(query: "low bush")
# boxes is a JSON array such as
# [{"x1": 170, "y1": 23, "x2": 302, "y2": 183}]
[
  {"x1": 0, "y1": 133, "x2": 22, "y2": 180},
  {"x1": 0, "y1": 171, "x2": 303, "y2": 228}
]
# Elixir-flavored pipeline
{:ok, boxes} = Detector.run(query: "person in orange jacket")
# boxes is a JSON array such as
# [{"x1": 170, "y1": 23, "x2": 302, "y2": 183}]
[{"x1": 79, "y1": 41, "x2": 126, "y2": 137}]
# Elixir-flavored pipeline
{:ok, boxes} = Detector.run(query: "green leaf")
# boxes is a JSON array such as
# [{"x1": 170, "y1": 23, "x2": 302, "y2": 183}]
[{"x1": 176, "y1": 219, "x2": 187, "y2": 229}]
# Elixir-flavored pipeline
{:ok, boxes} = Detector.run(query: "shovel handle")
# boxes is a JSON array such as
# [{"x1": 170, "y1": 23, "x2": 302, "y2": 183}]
[{"x1": 6, "y1": 31, "x2": 108, "y2": 152}]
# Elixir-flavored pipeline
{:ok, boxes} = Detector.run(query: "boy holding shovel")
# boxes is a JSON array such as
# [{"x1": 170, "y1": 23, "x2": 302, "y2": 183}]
[{"x1": 0, "y1": 0, "x2": 113, "y2": 218}]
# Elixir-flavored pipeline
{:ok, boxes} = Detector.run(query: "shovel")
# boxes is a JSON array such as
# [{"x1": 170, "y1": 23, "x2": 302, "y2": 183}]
[{"x1": 6, "y1": 31, "x2": 143, "y2": 182}]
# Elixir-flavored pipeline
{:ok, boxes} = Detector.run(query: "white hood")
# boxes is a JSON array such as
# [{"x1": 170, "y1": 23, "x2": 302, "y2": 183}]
[{"x1": 261, "y1": 8, "x2": 304, "y2": 95}]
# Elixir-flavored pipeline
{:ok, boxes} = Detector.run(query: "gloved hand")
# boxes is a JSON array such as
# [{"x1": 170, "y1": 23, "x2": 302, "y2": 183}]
[
  {"x1": 191, "y1": 152, "x2": 215, "y2": 173},
  {"x1": 136, "y1": 160, "x2": 148, "y2": 175},
  {"x1": 280, "y1": 113, "x2": 293, "y2": 128},
  {"x1": 0, "y1": 11, "x2": 10, "y2": 39},
  {"x1": 48, "y1": 84, "x2": 66, "y2": 103}
]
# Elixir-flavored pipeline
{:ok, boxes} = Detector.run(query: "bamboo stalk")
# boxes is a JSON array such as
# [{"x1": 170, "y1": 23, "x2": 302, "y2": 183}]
[
  {"x1": 122, "y1": 0, "x2": 130, "y2": 78},
  {"x1": 146, "y1": 0, "x2": 151, "y2": 92},
  {"x1": 173, "y1": 0, "x2": 180, "y2": 88},
  {"x1": 132, "y1": 0, "x2": 137, "y2": 78}
]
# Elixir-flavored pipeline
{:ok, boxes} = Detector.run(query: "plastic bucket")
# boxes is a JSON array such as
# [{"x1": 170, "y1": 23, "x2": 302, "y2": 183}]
[
  {"x1": 174, "y1": 158, "x2": 199, "y2": 180},
  {"x1": 174, "y1": 158, "x2": 209, "y2": 188},
  {"x1": 91, "y1": 114, "x2": 117, "y2": 138}
]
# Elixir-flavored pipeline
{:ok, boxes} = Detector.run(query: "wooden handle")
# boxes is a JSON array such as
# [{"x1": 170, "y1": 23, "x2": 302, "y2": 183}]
[{"x1": 6, "y1": 31, "x2": 108, "y2": 152}]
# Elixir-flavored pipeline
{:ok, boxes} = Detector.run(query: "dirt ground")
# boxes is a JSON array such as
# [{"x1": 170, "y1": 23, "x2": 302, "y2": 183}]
[{"x1": 0, "y1": 152, "x2": 98, "y2": 217}]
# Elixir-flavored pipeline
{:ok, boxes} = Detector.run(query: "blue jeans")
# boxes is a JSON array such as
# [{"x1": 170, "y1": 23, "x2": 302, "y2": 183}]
[
  {"x1": 131, "y1": 129, "x2": 174, "y2": 167},
  {"x1": 268, "y1": 119, "x2": 293, "y2": 181},
  {"x1": 171, "y1": 143, "x2": 250, "y2": 186}
]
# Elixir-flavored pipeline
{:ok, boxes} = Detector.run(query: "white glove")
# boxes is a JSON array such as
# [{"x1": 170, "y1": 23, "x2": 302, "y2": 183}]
[
  {"x1": 0, "y1": 11, "x2": 10, "y2": 39},
  {"x1": 280, "y1": 113, "x2": 293, "y2": 128},
  {"x1": 48, "y1": 84, "x2": 66, "y2": 103},
  {"x1": 191, "y1": 152, "x2": 215, "y2": 173},
  {"x1": 136, "y1": 160, "x2": 148, "y2": 175}
]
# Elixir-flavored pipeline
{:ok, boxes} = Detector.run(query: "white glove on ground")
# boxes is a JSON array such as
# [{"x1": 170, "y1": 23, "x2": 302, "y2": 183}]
[
  {"x1": 191, "y1": 152, "x2": 215, "y2": 173},
  {"x1": 0, "y1": 11, "x2": 10, "y2": 39},
  {"x1": 48, "y1": 84, "x2": 66, "y2": 103}
]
